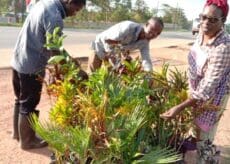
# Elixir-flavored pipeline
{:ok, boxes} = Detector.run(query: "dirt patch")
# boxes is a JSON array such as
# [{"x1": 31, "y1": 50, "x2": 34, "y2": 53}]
[{"x1": 0, "y1": 68, "x2": 52, "y2": 163}]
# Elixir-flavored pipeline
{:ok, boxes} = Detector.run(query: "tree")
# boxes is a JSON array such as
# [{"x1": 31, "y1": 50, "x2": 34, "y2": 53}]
[
  {"x1": 121, "y1": 0, "x2": 132, "y2": 11},
  {"x1": 89, "y1": 0, "x2": 112, "y2": 22},
  {"x1": 162, "y1": 4, "x2": 189, "y2": 30},
  {"x1": 88, "y1": 0, "x2": 133, "y2": 22},
  {"x1": 110, "y1": 4, "x2": 130, "y2": 21},
  {"x1": 0, "y1": 0, "x2": 11, "y2": 13},
  {"x1": 132, "y1": 0, "x2": 152, "y2": 22}
]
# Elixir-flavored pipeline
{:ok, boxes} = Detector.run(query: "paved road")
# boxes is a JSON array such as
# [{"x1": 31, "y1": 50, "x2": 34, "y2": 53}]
[
  {"x1": 0, "y1": 26, "x2": 195, "y2": 49},
  {"x1": 0, "y1": 26, "x2": 196, "y2": 68}
]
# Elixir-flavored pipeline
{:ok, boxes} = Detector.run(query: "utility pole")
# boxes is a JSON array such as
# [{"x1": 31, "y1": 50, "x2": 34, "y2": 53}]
[
  {"x1": 174, "y1": 2, "x2": 179, "y2": 30},
  {"x1": 156, "y1": 0, "x2": 159, "y2": 17}
]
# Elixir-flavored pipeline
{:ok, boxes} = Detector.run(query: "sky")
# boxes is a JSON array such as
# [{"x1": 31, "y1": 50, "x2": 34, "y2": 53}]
[{"x1": 142, "y1": 0, "x2": 230, "y2": 22}]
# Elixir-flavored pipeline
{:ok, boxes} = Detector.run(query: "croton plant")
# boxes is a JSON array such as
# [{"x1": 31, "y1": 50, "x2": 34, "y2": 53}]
[{"x1": 31, "y1": 27, "x2": 204, "y2": 163}]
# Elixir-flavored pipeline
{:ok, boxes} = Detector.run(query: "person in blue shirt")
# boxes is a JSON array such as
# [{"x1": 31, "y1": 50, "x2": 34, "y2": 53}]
[{"x1": 11, "y1": 0, "x2": 86, "y2": 150}]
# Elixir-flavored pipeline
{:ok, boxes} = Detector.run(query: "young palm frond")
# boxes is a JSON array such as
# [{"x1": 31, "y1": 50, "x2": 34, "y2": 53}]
[
  {"x1": 31, "y1": 115, "x2": 91, "y2": 162},
  {"x1": 133, "y1": 146, "x2": 182, "y2": 164}
]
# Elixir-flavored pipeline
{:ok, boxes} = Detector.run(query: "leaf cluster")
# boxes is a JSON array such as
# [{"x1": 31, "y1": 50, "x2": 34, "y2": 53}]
[{"x1": 31, "y1": 27, "x2": 195, "y2": 163}]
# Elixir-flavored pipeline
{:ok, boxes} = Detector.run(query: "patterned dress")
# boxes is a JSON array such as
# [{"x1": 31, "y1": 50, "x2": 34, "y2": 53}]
[{"x1": 188, "y1": 30, "x2": 230, "y2": 132}]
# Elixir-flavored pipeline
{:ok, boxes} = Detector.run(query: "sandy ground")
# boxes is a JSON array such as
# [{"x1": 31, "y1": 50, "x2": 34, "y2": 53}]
[{"x1": 0, "y1": 39, "x2": 230, "y2": 163}]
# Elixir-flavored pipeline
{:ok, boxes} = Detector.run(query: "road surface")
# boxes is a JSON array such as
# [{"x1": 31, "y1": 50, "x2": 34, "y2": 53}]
[{"x1": 0, "y1": 26, "x2": 196, "y2": 68}]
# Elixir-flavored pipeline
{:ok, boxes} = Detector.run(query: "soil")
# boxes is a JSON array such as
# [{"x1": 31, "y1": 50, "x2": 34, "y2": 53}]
[{"x1": 0, "y1": 44, "x2": 229, "y2": 163}]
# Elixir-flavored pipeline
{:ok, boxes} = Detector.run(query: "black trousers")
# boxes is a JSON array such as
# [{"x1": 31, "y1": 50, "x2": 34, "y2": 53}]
[{"x1": 12, "y1": 69, "x2": 45, "y2": 115}]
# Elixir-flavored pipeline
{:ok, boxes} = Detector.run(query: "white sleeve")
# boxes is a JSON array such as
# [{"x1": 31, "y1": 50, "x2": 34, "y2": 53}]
[{"x1": 140, "y1": 43, "x2": 153, "y2": 72}]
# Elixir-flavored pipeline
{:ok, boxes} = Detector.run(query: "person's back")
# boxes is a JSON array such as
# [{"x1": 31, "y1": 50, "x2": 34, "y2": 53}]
[
  {"x1": 95, "y1": 21, "x2": 141, "y2": 45},
  {"x1": 88, "y1": 18, "x2": 164, "y2": 73},
  {"x1": 92, "y1": 21, "x2": 144, "y2": 58},
  {"x1": 12, "y1": 0, "x2": 65, "y2": 74}
]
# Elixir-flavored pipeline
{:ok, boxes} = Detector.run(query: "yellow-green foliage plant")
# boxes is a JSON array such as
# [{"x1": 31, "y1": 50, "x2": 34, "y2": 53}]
[{"x1": 32, "y1": 27, "x2": 200, "y2": 163}]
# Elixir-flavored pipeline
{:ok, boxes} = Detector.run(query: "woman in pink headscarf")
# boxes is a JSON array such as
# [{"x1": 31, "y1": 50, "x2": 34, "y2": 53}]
[{"x1": 160, "y1": 0, "x2": 230, "y2": 163}]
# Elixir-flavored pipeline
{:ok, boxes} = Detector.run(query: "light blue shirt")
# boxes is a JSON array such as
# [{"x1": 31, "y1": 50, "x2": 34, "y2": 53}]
[
  {"x1": 91, "y1": 21, "x2": 153, "y2": 71},
  {"x1": 11, "y1": 0, "x2": 66, "y2": 74}
]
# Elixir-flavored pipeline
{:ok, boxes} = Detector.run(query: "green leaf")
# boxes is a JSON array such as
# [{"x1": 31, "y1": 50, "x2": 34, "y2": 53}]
[
  {"x1": 48, "y1": 55, "x2": 65, "y2": 64},
  {"x1": 133, "y1": 147, "x2": 182, "y2": 164}
]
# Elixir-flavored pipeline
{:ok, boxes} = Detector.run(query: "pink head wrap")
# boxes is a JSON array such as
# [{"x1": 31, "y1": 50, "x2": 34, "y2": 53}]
[{"x1": 205, "y1": 0, "x2": 229, "y2": 18}]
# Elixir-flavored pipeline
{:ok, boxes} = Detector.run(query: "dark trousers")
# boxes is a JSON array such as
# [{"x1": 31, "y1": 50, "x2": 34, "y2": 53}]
[{"x1": 12, "y1": 69, "x2": 45, "y2": 115}]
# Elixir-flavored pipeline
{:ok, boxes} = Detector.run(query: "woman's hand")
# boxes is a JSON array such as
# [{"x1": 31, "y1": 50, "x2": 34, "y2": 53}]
[
  {"x1": 160, "y1": 106, "x2": 182, "y2": 120},
  {"x1": 160, "y1": 98, "x2": 197, "y2": 120}
]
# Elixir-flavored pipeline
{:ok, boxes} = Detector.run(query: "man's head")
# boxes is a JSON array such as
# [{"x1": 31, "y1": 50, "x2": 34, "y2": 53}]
[
  {"x1": 144, "y1": 17, "x2": 164, "y2": 40},
  {"x1": 62, "y1": 0, "x2": 86, "y2": 17},
  {"x1": 200, "y1": 0, "x2": 228, "y2": 37}
]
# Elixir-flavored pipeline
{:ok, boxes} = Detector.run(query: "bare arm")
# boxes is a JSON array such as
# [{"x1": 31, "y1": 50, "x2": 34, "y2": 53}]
[{"x1": 160, "y1": 98, "x2": 198, "y2": 120}]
